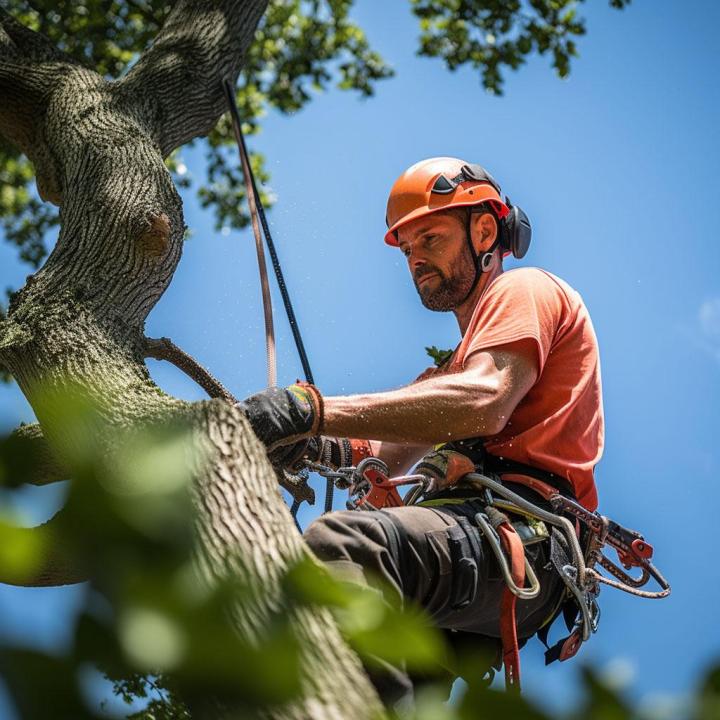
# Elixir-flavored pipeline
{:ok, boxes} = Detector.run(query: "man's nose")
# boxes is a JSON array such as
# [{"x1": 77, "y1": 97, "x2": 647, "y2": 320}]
[{"x1": 407, "y1": 248, "x2": 425, "y2": 270}]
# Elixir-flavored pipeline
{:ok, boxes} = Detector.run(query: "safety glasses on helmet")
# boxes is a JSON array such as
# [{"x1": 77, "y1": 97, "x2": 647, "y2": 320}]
[{"x1": 430, "y1": 163, "x2": 503, "y2": 198}]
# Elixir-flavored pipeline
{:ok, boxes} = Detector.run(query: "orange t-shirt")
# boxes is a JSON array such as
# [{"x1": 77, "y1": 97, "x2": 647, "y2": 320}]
[{"x1": 422, "y1": 267, "x2": 604, "y2": 510}]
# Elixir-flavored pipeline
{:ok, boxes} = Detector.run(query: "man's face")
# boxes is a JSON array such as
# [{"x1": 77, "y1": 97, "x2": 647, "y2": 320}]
[{"x1": 397, "y1": 211, "x2": 476, "y2": 311}]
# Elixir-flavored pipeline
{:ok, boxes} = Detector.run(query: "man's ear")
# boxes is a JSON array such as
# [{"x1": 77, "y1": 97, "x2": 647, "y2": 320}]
[{"x1": 469, "y1": 211, "x2": 498, "y2": 254}]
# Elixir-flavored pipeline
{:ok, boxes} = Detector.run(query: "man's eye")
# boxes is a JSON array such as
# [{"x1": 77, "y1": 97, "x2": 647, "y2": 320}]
[{"x1": 401, "y1": 247, "x2": 411, "y2": 258}]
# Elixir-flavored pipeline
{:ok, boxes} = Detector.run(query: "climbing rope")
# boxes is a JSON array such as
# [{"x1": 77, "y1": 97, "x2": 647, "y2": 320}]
[{"x1": 223, "y1": 79, "x2": 334, "y2": 518}]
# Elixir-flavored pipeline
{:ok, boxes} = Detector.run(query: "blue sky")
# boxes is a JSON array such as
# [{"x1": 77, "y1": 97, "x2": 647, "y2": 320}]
[{"x1": 1, "y1": 0, "x2": 719, "y2": 717}]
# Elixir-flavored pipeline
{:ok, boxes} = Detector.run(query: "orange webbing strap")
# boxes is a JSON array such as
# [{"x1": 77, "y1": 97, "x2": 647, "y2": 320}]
[
  {"x1": 350, "y1": 438, "x2": 373, "y2": 466},
  {"x1": 497, "y1": 521, "x2": 526, "y2": 691}
]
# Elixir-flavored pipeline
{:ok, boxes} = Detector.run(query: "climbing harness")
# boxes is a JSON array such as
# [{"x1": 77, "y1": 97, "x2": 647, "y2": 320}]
[
  {"x1": 306, "y1": 456, "x2": 671, "y2": 691},
  {"x1": 223, "y1": 80, "x2": 334, "y2": 519},
  {"x1": 305, "y1": 457, "x2": 431, "y2": 511}
]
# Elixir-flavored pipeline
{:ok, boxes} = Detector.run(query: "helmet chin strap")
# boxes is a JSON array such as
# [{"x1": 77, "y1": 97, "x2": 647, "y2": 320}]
[{"x1": 459, "y1": 215, "x2": 501, "y2": 305}]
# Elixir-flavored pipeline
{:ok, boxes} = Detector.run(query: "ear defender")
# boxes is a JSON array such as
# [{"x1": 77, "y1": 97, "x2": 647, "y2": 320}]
[{"x1": 502, "y1": 198, "x2": 531, "y2": 259}]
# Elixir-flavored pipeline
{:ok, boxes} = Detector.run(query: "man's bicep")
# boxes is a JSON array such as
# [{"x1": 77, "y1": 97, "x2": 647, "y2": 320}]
[{"x1": 463, "y1": 338, "x2": 539, "y2": 432}]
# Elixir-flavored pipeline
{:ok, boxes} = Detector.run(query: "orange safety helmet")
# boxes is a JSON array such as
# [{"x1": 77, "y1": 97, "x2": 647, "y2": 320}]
[{"x1": 384, "y1": 157, "x2": 511, "y2": 247}]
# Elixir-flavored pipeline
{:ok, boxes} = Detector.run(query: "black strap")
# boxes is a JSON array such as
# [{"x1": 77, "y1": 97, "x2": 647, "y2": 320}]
[
  {"x1": 443, "y1": 440, "x2": 577, "y2": 500},
  {"x1": 289, "y1": 498, "x2": 302, "y2": 532},
  {"x1": 543, "y1": 636, "x2": 566, "y2": 665},
  {"x1": 457, "y1": 516, "x2": 483, "y2": 561},
  {"x1": 445, "y1": 519, "x2": 480, "y2": 610},
  {"x1": 536, "y1": 528, "x2": 585, "y2": 664}
]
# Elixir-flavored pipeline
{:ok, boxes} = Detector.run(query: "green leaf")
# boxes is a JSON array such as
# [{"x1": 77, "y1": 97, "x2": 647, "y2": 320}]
[
  {"x1": 342, "y1": 597, "x2": 446, "y2": 672},
  {"x1": 571, "y1": 664, "x2": 634, "y2": 720},
  {"x1": 0, "y1": 648, "x2": 102, "y2": 720},
  {"x1": 285, "y1": 555, "x2": 446, "y2": 672},
  {"x1": 693, "y1": 661, "x2": 720, "y2": 720},
  {"x1": 0, "y1": 514, "x2": 47, "y2": 584},
  {"x1": 426, "y1": 345, "x2": 454, "y2": 367},
  {"x1": 459, "y1": 681, "x2": 553, "y2": 720}
]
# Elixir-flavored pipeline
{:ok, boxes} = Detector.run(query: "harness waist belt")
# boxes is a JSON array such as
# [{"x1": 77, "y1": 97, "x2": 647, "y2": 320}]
[{"x1": 482, "y1": 455, "x2": 575, "y2": 499}]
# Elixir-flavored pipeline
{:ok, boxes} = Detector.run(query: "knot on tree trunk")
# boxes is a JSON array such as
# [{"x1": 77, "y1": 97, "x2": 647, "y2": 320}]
[
  {"x1": 35, "y1": 164, "x2": 63, "y2": 206},
  {"x1": 139, "y1": 211, "x2": 171, "y2": 259}
]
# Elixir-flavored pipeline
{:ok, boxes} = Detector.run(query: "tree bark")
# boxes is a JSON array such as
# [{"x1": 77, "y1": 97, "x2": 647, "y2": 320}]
[
  {"x1": 5, "y1": 423, "x2": 66, "y2": 486},
  {"x1": 0, "y1": 3, "x2": 382, "y2": 717}
]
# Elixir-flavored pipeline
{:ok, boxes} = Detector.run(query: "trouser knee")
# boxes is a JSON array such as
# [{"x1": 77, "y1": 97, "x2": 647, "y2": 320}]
[
  {"x1": 304, "y1": 511, "x2": 403, "y2": 594},
  {"x1": 304, "y1": 512, "x2": 412, "y2": 710},
  {"x1": 303, "y1": 515, "x2": 337, "y2": 559}
]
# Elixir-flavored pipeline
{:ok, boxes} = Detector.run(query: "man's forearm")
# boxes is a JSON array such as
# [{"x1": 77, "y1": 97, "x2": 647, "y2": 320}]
[
  {"x1": 370, "y1": 440, "x2": 431, "y2": 474},
  {"x1": 322, "y1": 373, "x2": 501, "y2": 444}
]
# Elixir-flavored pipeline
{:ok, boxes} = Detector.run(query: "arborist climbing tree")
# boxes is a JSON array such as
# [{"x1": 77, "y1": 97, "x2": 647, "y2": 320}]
[
  {"x1": 0, "y1": 1, "x2": 667, "y2": 719},
  {"x1": 242, "y1": 157, "x2": 669, "y2": 706}
]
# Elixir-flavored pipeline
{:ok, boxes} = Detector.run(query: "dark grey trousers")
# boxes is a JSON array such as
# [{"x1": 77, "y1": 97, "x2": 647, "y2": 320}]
[{"x1": 304, "y1": 497, "x2": 565, "y2": 704}]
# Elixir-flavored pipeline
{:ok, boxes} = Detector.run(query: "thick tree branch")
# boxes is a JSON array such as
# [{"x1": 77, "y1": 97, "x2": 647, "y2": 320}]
[
  {"x1": 0, "y1": 9, "x2": 82, "y2": 203},
  {"x1": 1, "y1": 423, "x2": 67, "y2": 487},
  {"x1": 0, "y1": 9, "x2": 73, "y2": 63},
  {"x1": 117, "y1": 0, "x2": 270, "y2": 158},
  {"x1": 1, "y1": 509, "x2": 87, "y2": 587},
  {"x1": 143, "y1": 336, "x2": 238, "y2": 403},
  {"x1": 0, "y1": 5, "x2": 381, "y2": 713}
]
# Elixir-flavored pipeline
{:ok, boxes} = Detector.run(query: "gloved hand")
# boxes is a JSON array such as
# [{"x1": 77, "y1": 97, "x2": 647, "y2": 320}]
[
  {"x1": 415, "y1": 446, "x2": 476, "y2": 494},
  {"x1": 267, "y1": 436, "x2": 317, "y2": 474},
  {"x1": 263, "y1": 435, "x2": 341, "y2": 475},
  {"x1": 267, "y1": 435, "x2": 373, "y2": 475},
  {"x1": 237, "y1": 383, "x2": 323, "y2": 453}
]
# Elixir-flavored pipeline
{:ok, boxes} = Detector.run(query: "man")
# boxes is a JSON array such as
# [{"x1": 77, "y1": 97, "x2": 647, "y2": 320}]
[{"x1": 241, "y1": 157, "x2": 604, "y2": 702}]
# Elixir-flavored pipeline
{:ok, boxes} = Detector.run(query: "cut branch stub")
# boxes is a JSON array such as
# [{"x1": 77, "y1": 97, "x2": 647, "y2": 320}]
[{"x1": 138, "y1": 211, "x2": 171, "y2": 259}]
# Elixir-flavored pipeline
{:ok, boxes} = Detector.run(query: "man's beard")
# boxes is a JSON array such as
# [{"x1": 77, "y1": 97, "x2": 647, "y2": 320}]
[{"x1": 413, "y1": 245, "x2": 476, "y2": 311}]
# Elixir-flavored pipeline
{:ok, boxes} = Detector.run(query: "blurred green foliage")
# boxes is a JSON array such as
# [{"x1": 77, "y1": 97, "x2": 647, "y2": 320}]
[
  {"x1": 0, "y1": 384, "x2": 716, "y2": 718},
  {"x1": 0, "y1": 385, "x2": 443, "y2": 717}
]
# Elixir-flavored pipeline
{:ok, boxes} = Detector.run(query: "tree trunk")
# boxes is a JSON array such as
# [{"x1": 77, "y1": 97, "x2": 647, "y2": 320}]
[{"x1": 0, "y1": 3, "x2": 382, "y2": 717}]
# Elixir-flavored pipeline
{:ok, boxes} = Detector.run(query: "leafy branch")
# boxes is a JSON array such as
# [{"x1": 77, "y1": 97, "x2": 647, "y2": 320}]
[
  {"x1": 426, "y1": 344, "x2": 454, "y2": 367},
  {"x1": 411, "y1": 0, "x2": 631, "y2": 95}
]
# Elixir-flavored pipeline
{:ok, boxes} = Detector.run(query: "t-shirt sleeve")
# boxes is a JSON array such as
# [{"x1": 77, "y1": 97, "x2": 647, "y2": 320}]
[{"x1": 462, "y1": 270, "x2": 565, "y2": 374}]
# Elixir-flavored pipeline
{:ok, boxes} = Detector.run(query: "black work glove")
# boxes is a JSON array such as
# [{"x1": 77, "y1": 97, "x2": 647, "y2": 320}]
[
  {"x1": 261, "y1": 433, "x2": 366, "y2": 476},
  {"x1": 265, "y1": 435, "x2": 353, "y2": 475},
  {"x1": 269, "y1": 436, "x2": 319, "y2": 473},
  {"x1": 237, "y1": 383, "x2": 323, "y2": 453}
]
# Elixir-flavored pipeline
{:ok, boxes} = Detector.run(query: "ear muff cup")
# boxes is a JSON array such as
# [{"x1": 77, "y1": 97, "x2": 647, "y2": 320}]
[{"x1": 503, "y1": 201, "x2": 532, "y2": 259}]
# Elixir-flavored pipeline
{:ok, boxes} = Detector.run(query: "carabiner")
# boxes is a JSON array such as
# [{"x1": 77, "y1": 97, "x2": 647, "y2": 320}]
[{"x1": 475, "y1": 512, "x2": 541, "y2": 601}]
